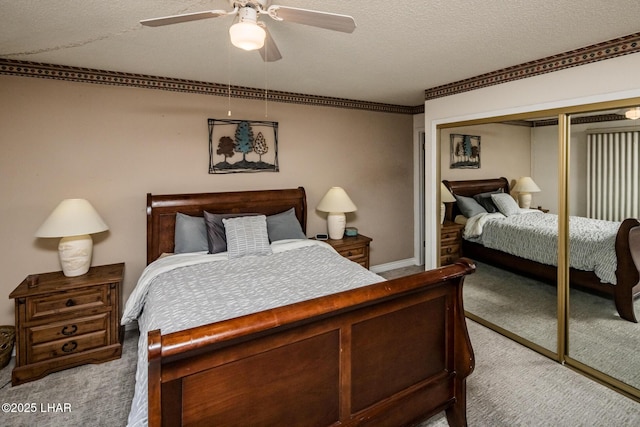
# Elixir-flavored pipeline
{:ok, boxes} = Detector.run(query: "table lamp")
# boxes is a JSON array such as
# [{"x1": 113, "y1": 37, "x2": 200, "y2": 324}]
[
  {"x1": 512, "y1": 177, "x2": 541, "y2": 209},
  {"x1": 35, "y1": 199, "x2": 109, "y2": 277},
  {"x1": 440, "y1": 183, "x2": 456, "y2": 223},
  {"x1": 316, "y1": 187, "x2": 357, "y2": 239}
]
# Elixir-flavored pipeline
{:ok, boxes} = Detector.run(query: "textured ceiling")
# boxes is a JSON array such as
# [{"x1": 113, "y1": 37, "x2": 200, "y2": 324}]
[{"x1": 2, "y1": 0, "x2": 640, "y2": 106}]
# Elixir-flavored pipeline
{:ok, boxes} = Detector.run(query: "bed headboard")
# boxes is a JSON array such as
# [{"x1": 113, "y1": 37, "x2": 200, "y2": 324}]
[
  {"x1": 146, "y1": 187, "x2": 307, "y2": 264},
  {"x1": 442, "y1": 177, "x2": 510, "y2": 221}
]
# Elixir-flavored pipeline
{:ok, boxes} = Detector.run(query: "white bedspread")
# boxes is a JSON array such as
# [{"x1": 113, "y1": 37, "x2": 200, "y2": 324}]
[{"x1": 122, "y1": 239, "x2": 384, "y2": 427}]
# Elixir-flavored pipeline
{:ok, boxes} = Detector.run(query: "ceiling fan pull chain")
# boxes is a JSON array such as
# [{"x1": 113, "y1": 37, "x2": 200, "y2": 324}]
[
  {"x1": 227, "y1": 37, "x2": 232, "y2": 116},
  {"x1": 264, "y1": 36, "x2": 268, "y2": 117}
]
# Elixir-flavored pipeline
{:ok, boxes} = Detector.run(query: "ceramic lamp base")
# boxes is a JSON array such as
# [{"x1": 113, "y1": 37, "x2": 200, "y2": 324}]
[
  {"x1": 327, "y1": 212, "x2": 346, "y2": 240},
  {"x1": 518, "y1": 193, "x2": 532, "y2": 209},
  {"x1": 58, "y1": 234, "x2": 93, "y2": 277}
]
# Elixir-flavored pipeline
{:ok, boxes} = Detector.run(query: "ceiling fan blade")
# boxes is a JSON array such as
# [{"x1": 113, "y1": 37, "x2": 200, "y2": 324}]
[
  {"x1": 140, "y1": 10, "x2": 229, "y2": 27},
  {"x1": 259, "y1": 26, "x2": 282, "y2": 62},
  {"x1": 267, "y1": 6, "x2": 356, "y2": 33}
]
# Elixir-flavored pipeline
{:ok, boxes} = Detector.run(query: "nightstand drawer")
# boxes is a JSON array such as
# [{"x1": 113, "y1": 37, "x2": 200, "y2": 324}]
[
  {"x1": 441, "y1": 222, "x2": 464, "y2": 266},
  {"x1": 337, "y1": 246, "x2": 365, "y2": 259},
  {"x1": 440, "y1": 243, "x2": 460, "y2": 256},
  {"x1": 30, "y1": 330, "x2": 108, "y2": 364},
  {"x1": 441, "y1": 229, "x2": 461, "y2": 242},
  {"x1": 29, "y1": 313, "x2": 108, "y2": 345},
  {"x1": 27, "y1": 286, "x2": 109, "y2": 321},
  {"x1": 440, "y1": 255, "x2": 458, "y2": 265},
  {"x1": 317, "y1": 235, "x2": 372, "y2": 269}
]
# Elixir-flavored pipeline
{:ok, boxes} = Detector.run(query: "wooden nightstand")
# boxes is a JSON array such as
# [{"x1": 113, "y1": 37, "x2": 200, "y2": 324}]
[
  {"x1": 9, "y1": 263, "x2": 124, "y2": 385},
  {"x1": 441, "y1": 222, "x2": 464, "y2": 266},
  {"x1": 320, "y1": 234, "x2": 372, "y2": 269}
]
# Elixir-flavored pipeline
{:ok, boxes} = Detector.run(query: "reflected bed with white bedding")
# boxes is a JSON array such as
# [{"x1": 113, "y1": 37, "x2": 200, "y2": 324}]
[
  {"x1": 122, "y1": 187, "x2": 476, "y2": 427},
  {"x1": 444, "y1": 177, "x2": 640, "y2": 323},
  {"x1": 463, "y1": 210, "x2": 619, "y2": 285}
]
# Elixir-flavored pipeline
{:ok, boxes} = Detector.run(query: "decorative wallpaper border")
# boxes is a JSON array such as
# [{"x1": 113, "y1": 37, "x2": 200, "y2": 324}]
[
  {"x1": 0, "y1": 58, "x2": 419, "y2": 115},
  {"x1": 1, "y1": 31, "x2": 638, "y2": 115},
  {"x1": 532, "y1": 114, "x2": 627, "y2": 127},
  {"x1": 425, "y1": 32, "x2": 640, "y2": 100}
]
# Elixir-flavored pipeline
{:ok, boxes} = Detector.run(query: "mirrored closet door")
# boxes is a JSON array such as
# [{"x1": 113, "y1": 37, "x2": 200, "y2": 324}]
[
  {"x1": 566, "y1": 108, "x2": 640, "y2": 394},
  {"x1": 439, "y1": 119, "x2": 559, "y2": 357},
  {"x1": 437, "y1": 97, "x2": 640, "y2": 401}
]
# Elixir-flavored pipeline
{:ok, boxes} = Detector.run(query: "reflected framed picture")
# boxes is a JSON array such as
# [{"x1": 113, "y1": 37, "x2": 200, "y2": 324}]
[{"x1": 450, "y1": 134, "x2": 480, "y2": 169}]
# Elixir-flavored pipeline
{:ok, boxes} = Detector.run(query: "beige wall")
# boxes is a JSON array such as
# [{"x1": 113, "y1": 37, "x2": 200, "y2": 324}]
[
  {"x1": 440, "y1": 123, "x2": 532, "y2": 187},
  {"x1": 0, "y1": 75, "x2": 414, "y2": 325}
]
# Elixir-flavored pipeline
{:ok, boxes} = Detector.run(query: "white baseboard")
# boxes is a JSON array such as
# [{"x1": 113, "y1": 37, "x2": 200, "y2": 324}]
[{"x1": 370, "y1": 257, "x2": 421, "y2": 274}]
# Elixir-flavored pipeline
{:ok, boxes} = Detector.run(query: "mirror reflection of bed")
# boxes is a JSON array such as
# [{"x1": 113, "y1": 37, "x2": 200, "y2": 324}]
[
  {"x1": 440, "y1": 110, "x2": 640, "y2": 395},
  {"x1": 442, "y1": 176, "x2": 560, "y2": 356}
]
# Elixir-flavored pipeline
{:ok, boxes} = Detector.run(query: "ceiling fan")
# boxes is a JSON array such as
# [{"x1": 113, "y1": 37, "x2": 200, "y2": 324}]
[{"x1": 140, "y1": 0, "x2": 356, "y2": 62}]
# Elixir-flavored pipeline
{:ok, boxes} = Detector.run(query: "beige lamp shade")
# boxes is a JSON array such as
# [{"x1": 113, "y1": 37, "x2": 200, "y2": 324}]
[
  {"x1": 512, "y1": 177, "x2": 541, "y2": 209},
  {"x1": 440, "y1": 183, "x2": 456, "y2": 203},
  {"x1": 440, "y1": 183, "x2": 456, "y2": 223},
  {"x1": 317, "y1": 187, "x2": 357, "y2": 240},
  {"x1": 35, "y1": 199, "x2": 109, "y2": 277}
]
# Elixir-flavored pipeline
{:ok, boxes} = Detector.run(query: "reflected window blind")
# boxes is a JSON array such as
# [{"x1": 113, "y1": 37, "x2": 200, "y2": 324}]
[{"x1": 587, "y1": 130, "x2": 640, "y2": 221}]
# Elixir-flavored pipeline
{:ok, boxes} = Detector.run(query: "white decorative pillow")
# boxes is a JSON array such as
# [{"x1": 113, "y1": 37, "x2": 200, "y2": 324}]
[
  {"x1": 222, "y1": 215, "x2": 272, "y2": 258},
  {"x1": 491, "y1": 193, "x2": 521, "y2": 217}
]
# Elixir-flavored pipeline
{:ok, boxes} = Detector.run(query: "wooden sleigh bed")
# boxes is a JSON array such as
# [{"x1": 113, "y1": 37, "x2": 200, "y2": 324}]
[
  {"x1": 443, "y1": 177, "x2": 640, "y2": 323},
  {"x1": 140, "y1": 187, "x2": 475, "y2": 427}
]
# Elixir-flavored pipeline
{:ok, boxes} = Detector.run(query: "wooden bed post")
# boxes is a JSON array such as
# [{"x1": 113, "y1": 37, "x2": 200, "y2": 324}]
[
  {"x1": 615, "y1": 218, "x2": 640, "y2": 323},
  {"x1": 446, "y1": 259, "x2": 475, "y2": 427},
  {"x1": 148, "y1": 329, "x2": 162, "y2": 427}
]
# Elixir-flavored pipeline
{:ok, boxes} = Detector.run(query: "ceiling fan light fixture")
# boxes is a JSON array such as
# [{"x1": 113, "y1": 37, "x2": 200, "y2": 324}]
[
  {"x1": 624, "y1": 107, "x2": 640, "y2": 120},
  {"x1": 229, "y1": 21, "x2": 265, "y2": 50},
  {"x1": 229, "y1": 7, "x2": 265, "y2": 51}
]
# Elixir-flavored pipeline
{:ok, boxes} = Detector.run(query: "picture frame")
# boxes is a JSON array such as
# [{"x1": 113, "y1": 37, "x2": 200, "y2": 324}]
[
  {"x1": 208, "y1": 118, "x2": 279, "y2": 174},
  {"x1": 450, "y1": 134, "x2": 481, "y2": 169}
]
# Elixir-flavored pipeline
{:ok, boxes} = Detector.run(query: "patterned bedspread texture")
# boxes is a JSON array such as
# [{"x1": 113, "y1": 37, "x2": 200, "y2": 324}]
[
  {"x1": 121, "y1": 239, "x2": 385, "y2": 427},
  {"x1": 464, "y1": 211, "x2": 620, "y2": 284}
]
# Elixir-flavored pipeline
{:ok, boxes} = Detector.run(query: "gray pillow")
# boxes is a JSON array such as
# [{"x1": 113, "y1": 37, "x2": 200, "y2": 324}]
[
  {"x1": 174, "y1": 213, "x2": 208, "y2": 254},
  {"x1": 473, "y1": 190, "x2": 502, "y2": 213},
  {"x1": 223, "y1": 215, "x2": 272, "y2": 258},
  {"x1": 455, "y1": 195, "x2": 487, "y2": 218},
  {"x1": 266, "y1": 208, "x2": 306, "y2": 242},
  {"x1": 491, "y1": 193, "x2": 521, "y2": 217},
  {"x1": 203, "y1": 211, "x2": 256, "y2": 254}
]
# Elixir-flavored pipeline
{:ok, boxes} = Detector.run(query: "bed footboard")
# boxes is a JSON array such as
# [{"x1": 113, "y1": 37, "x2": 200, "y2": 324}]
[{"x1": 148, "y1": 259, "x2": 476, "y2": 427}]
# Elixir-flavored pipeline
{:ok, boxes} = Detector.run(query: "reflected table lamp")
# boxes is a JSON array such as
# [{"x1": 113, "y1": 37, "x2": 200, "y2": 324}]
[
  {"x1": 513, "y1": 177, "x2": 541, "y2": 209},
  {"x1": 35, "y1": 199, "x2": 109, "y2": 277},
  {"x1": 440, "y1": 183, "x2": 456, "y2": 223},
  {"x1": 316, "y1": 187, "x2": 357, "y2": 240}
]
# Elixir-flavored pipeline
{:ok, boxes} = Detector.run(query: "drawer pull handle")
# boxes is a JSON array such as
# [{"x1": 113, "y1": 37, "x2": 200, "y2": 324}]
[
  {"x1": 62, "y1": 341, "x2": 78, "y2": 353},
  {"x1": 61, "y1": 325, "x2": 78, "y2": 336},
  {"x1": 446, "y1": 247, "x2": 453, "y2": 253},
  {"x1": 65, "y1": 299, "x2": 75, "y2": 307},
  {"x1": 347, "y1": 251, "x2": 353, "y2": 256}
]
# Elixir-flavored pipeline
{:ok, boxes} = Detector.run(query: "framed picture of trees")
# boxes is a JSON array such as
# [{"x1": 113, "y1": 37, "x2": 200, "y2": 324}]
[
  {"x1": 450, "y1": 134, "x2": 480, "y2": 169},
  {"x1": 208, "y1": 118, "x2": 279, "y2": 174}
]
